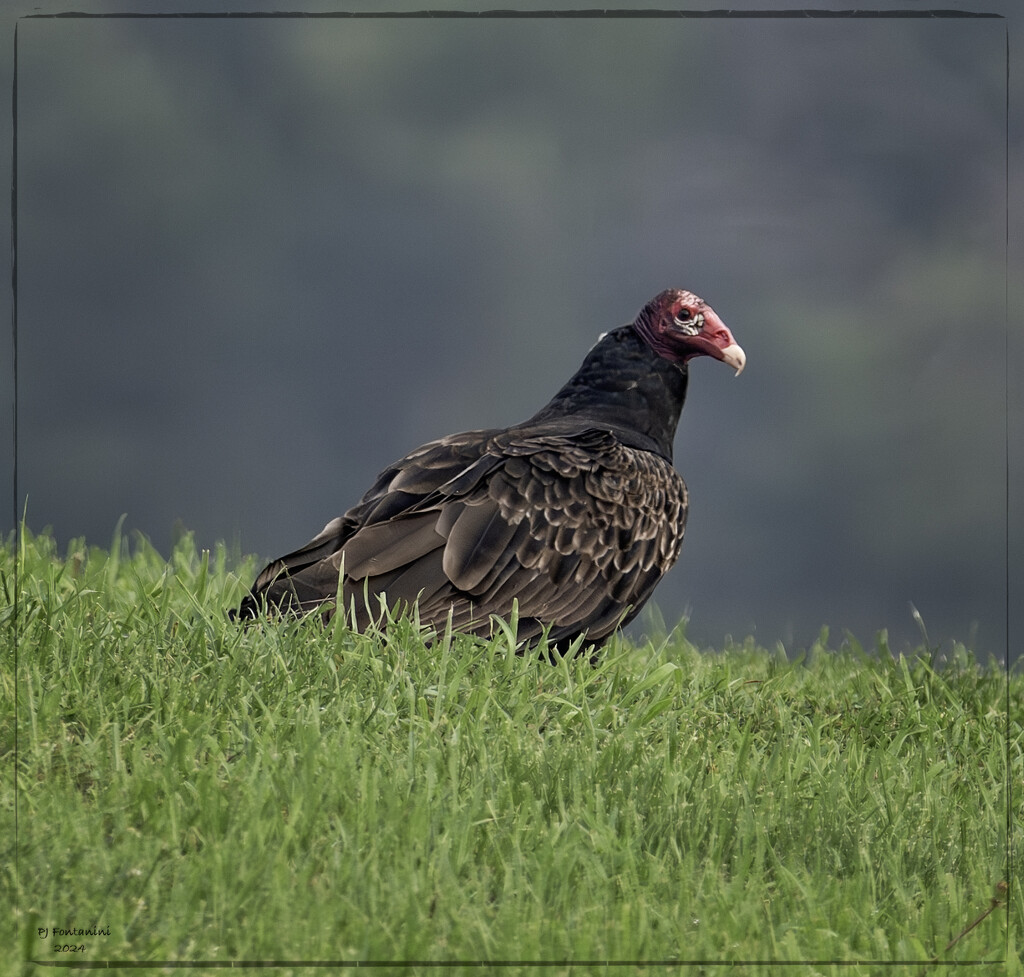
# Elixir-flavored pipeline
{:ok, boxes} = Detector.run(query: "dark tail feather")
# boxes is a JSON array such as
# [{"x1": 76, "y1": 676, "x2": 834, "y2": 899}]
[
  {"x1": 231, "y1": 515, "x2": 351, "y2": 621},
  {"x1": 231, "y1": 571, "x2": 337, "y2": 620}
]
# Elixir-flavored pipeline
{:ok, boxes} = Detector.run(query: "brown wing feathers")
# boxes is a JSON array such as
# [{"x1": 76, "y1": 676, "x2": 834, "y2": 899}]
[{"x1": 237, "y1": 429, "x2": 687, "y2": 652}]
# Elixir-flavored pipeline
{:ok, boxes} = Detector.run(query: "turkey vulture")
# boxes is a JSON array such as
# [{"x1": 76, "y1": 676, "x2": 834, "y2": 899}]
[{"x1": 234, "y1": 289, "x2": 745, "y2": 653}]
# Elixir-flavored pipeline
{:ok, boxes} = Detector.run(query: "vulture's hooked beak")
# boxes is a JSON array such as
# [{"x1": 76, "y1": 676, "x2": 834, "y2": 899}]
[
  {"x1": 696, "y1": 304, "x2": 746, "y2": 376},
  {"x1": 720, "y1": 344, "x2": 746, "y2": 377}
]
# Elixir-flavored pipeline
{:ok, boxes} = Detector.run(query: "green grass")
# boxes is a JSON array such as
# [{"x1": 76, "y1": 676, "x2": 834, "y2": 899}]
[{"x1": 2, "y1": 527, "x2": 1021, "y2": 976}]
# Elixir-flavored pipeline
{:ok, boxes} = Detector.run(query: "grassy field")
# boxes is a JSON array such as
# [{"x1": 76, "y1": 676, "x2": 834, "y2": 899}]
[{"x1": 3, "y1": 527, "x2": 1021, "y2": 976}]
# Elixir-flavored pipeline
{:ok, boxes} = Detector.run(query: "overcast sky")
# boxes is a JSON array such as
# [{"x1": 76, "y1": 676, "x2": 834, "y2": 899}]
[{"x1": 3, "y1": 1, "x2": 1021, "y2": 662}]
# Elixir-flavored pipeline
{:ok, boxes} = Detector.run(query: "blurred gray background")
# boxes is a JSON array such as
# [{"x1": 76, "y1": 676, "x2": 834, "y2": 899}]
[{"x1": 3, "y1": 2, "x2": 1021, "y2": 662}]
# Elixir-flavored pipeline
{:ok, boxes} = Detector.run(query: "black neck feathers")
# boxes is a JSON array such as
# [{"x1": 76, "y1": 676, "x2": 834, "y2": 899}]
[{"x1": 515, "y1": 325, "x2": 688, "y2": 461}]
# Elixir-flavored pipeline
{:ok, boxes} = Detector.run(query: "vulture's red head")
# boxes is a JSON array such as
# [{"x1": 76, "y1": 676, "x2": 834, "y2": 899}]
[{"x1": 633, "y1": 288, "x2": 746, "y2": 375}]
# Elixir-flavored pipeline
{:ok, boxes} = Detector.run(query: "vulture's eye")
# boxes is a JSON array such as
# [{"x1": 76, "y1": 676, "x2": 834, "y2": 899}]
[{"x1": 673, "y1": 310, "x2": 692, "y2": 325}]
